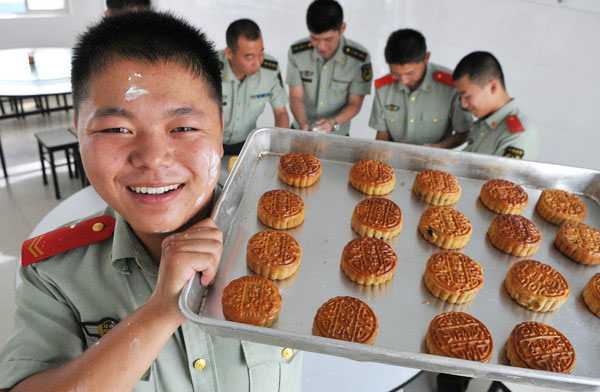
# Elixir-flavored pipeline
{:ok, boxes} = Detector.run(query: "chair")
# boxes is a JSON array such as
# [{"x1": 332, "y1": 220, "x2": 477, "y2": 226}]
[{"x1": 34, "y1": 128, "x2": 85, "y2": 199}]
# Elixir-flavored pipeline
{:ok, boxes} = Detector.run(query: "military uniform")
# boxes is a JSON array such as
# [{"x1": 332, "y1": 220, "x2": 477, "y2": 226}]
[
  {"x1": 464, "y1": 99, "x2": 538, "y2": 160},
  {"x1": 0, "y1": 205, "x2": 302, "y2": 391},
  {"x1": 220, "y1": 50, "x2": 288, "y2": 150},
  {"x1": 368, "y1": 64, "x2": 472, "y2": 144},
  {"x1": 286, "y1": 36, "x2": 372, "y2": 135}
]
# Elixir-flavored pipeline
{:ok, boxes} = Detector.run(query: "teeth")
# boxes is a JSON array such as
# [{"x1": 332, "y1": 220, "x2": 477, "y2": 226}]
[{"x1": 129, "y1": 184, "x2": 181, "y2": 194}]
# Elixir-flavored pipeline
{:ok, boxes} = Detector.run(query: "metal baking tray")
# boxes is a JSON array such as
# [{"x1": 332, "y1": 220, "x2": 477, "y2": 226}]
[{"x1": 180, "y1": 128, "x2": 600, "y2": 391}]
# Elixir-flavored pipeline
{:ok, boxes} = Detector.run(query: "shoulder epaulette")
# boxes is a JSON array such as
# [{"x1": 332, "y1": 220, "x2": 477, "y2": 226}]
[
  {"x1": 343, "y1": 45, "x2": 367, "y2": 61},
  {"x1": 375, "y1": 74, "x2": 396, "y2": 89},
  {"x1": 291, "y1": 41, "x2": 312, "y2": 54},
  {"x1": 505, "y1": 115, "x2": 524, "y2": 134},
  {"x1": 433, "y1": 70, "x2": 455, "y2": 87},
  {"x1": 261, "y1": 59, "x2": 278, "y2": 71},
  {"x1": 22, "y1": 215, "x2": 116, "y2": 267}
]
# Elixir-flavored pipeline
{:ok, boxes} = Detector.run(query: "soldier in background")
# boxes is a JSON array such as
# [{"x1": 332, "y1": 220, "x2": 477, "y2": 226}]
[
  {"x1": 453, "y1": 51, "x2": 538, "y2": 160},
  {"x1": 105, "y1": 0, "x2": 151, "y2": 16},
  {"x1": 369, "y1": 29, "x2": 472, "y2": 147},
  {"x1": 286, "y1": 0, "x2": 372, "y2": 135}
]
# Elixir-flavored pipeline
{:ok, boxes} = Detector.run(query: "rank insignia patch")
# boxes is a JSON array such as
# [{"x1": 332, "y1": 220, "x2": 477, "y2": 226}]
[
  {"x1": 385, "y1": 105, "x2": 399, "y2": 111},
  {"x1": 82, "y1": 317, "x2": 120, "y2": 338},
  {"x1": 302, "y1": 71, "x2": 313, "y2": 77},
  {"x1": 503, "y1": 146, "x2": 524, "y2": 159},
  {"x1": 292, "y1": 41, "x2": 313, "y2": 54},
  {"x1": 261, "y1": 59, "x2": 278, "y2": 70},
  {"x1": 362, "y1": 63, "x2": 373, "y2": 81},
  {"x1": 343, "y1": 45, "x2": 367, "y2": 61}
]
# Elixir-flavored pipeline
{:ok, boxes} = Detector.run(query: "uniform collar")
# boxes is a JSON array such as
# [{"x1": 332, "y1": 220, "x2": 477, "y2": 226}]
[
  {"x1": 311, "y1": 35, "x2": 347, "y2": 64},
  {"x1": 481, "y1": 98, "x2": 518, "y2": 129}
]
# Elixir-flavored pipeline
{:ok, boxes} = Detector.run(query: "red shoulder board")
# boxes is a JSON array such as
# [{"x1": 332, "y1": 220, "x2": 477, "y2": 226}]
[
  {"x1": 22, "y1": 215, "x2": 116, "y2": 267},
  {"x1": 433, "y1": 71, "x2": 455, "y2": 87},
  {"x1": 375, "y1": 74, "x2": 396, "y2": 89},
  {"x1": 505, "y1": 115, "x2": 524, "y2": 134}
]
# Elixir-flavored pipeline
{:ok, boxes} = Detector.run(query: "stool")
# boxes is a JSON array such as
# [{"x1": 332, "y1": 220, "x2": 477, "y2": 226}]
[
  {"x1": 34, "y1": 128, "x2": 84, "y2": 199},
  {"x1": 0, "y1": 135, "x2": 7, "y2": 178}
]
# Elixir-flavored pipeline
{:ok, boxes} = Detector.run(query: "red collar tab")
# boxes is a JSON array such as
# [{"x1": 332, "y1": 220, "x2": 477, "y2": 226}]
[
  {"x1": 22, "y1": 215, "x2": 116, "y2": 267},
  {"x1": 433, "y1": 71, "x2": 455, "y2": 87},
  {"x1": 375, "y1": 74, "x2": 396, "y2": 89},
  {"x1": 505, "y1": 115, "x2": 524, "y2": 133}
]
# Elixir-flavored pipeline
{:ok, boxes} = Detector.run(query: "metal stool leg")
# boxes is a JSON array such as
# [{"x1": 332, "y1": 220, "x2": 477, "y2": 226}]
[
  {"x1": 487, "y1": 381, "x2": 511, "y2": 392},
  {"x1": 65, "y1": 149, "x2": 73, "y2": 178},
  {"x1": 0, "y1": 138, "x2": 7, "y2": 178},
  {"x1": 48, "y1": 150, "x2": 61, "y2": 199},
  {"x1": 38, "y1": 140, "x2": 47, "y2": 184}
]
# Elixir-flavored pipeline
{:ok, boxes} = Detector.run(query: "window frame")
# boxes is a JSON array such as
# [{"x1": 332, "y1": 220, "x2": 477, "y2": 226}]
[{"x1": 0, "y1": 0, "x2": 71, "y2": 19}]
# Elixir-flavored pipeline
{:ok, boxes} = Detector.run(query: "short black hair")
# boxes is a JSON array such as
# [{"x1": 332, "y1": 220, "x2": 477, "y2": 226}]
[
  {"x1": 106, "y1": 0, "x2": 151, "y2": 14},
  {"x1": 453, "y1": 51, "x2": 506, "y2": 89},
  {"x1": 71, "y1": 11, "x2": 222, "y2": 115},
  {"x1": 306, "y1": 0, "x2": 343, "y2": 34},
  {"x1": 384, "y1": 29, "x2": 427, "y2": 65},
  {"x1": 226, "y1": 19, "x2": 261, "y2": 52}
]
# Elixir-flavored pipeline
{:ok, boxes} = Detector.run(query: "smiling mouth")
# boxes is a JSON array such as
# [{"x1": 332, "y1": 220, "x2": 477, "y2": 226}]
[{"x1": 127, "y1": 184, "x2": 183, "y2": 195}]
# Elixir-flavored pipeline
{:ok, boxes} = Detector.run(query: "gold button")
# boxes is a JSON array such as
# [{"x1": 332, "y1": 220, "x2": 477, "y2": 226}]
[
  {"x1": 321, "y1": 84, "x2": 325, "y2": 88},
  {"x1": 427, "y1": 85, "x2": 431, "y2": 90},
  {"x1": 259, "y1": 102, "x2": 263, "y2": 106},
  {"x1": 390, "y1": 118, "x2": 395, "y2": 123},
  {"x1": 193, "y1": 358, "x2": 206, "y2": 370},
  {"x1": 339, "y1": 89, "x2": 343, "y2": 92},
  {"x1": 319, "y1": 101, "x2": 324, "y2": 106},
  {"x1": 223, "y1": 77, "x2": 227, "y2": 82},
  {"x1": 409, "y1": 118, "x2": 414, "y2": 123},
  {"x1": 410, "y1": 97, "x2": 416, "y2": 102},
  {"x1": 92, "y1": 222, "x2": 104, "y2": 232},
  {"x1": 433, "y1": 118, "x2": 438, "y2": 123},
  {"x1": 237, "y1": 102, "x2": 240, "y2": 105},
  {"x1": 408, "y1": 138, "x2": 412, "y2": 142},
  {"x1": 236, "y1": 117, "x2": 240, "y2": 121},
  {"x1": 323, "y1": 65, "x2": 327, "y2": 70},
  {"x1": 339, "y1": 57, "x2": 344, "y2": 62},
  {"x1": 281, "y1": 348, "x2": 293, "y2": 359},
  {"x1": 480, "y1": 131, "x2": 485, "y2": 137}
]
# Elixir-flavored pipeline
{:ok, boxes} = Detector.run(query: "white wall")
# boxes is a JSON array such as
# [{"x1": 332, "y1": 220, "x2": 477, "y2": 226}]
[{"x1": 0, "y1": 0, "x2": 598, "y2": 170}]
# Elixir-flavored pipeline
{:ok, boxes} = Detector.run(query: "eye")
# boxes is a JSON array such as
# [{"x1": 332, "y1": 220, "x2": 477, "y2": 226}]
[
  {"x1": 172, "y1": 127, "x2": 198, "y2": 133},
  {"x1": 100, "y1": 127, "x2": 130, "y2": 133}
]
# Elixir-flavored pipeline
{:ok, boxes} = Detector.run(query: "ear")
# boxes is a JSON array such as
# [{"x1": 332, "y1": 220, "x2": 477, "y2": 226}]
[
  {"x1": 225, "y1": 47, "x2": 233, "y2": 61},
  {"x1": 104, "y1": 10, "x2": 110, "y2": 17},
  {"x1": 424, "y1": 52, "x2": 431, "y2": 65},
  {"x1": 340, "y1": 22, "x2": 347, "y2": 35},
  {"x1": 219, "y1": 113, "x2": 225, "y2": 157},
  {"x1": 488, "y1": 78, "x2": 498, "y2": 95},
  {"x1": 73, "y1": 115, "x2": 77, "y2": 129}
]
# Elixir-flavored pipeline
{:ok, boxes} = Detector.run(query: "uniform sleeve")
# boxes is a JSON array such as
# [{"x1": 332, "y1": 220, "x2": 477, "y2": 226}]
[
  {"x1": 495, "y1": 124, "x2": 539, "y2": 161},
  {"x1": 450, "y1": 93, "x2": 473, "y2": 134},
  {"x1": 269, "y1": 68, "x2": 288, "y2": 109},
  {"x1": 348, "y1": 52, "x2": 373, "y2": 96},
  {"x1": 285, "y1": 49, "x2": 302, "y2": 87},
  {"x1": 0, "y1": 264, "x2": 85, "y2": 389},
  {"x1": 368, "y1": 90, "x2": 387, "y2": 131}
]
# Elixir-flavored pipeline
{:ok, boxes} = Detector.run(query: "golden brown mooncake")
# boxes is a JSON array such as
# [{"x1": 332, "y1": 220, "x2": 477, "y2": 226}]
[
  {"x1": 555, "y1": 221, "x2": 600, "y2": 265},
  {"x1": 417, "y1": 206, "x2": 472, "y2": 249},
  {"x1": 278, "y1": 152, "x2": 322, "y2": 188},
  {"x1": 480, "y1": 179, "x2": 528, "y2": 215},
  {"x1": 536, "y1": 189, "x2": 586, "y2": 225},
  {"x1": 507, "y1": 321, "x2": 575, "y2": 373},
  {"x1": 221, "y1": 275, "x2": 282, "y2": 327},
  {"x1": 313, "y1": 296, "x2": 378, "y2": 344},
  {"x1": 424, "y1": 251, "x2": 484, "y2": 304},
  {"x1": 426, "y1": 312, "x2": 493, "y2": 362},
  {"x1": 348, "y1": 159, "x2": 396, "y2": 195},
  {"x1": 583, "y1": 273, "x2": 600, "y2": 318},
  {"x1": 487, "y1": 214, "x2": 542, "y2": 257},
  {"x1": 257, "y1": 189, "x2": 305, "y2": 229},
  {"x1": 341, "y1": 237, "x2": 398, "y2": 286},
  {"x1": 412, "y1": 169, "x2": 461, "y2": 206},
  {"x1": 505, "y1": 259, "x2": 570, "y2": 312},
  {"x1": 351, "y1": 197, "x2": 402, "y2": 240},
  {"x1": 246, "y1": 230, "x2": 302, "y2": 280}
]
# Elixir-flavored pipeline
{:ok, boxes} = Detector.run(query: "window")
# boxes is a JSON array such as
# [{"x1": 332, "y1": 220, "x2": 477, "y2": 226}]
[{"x1": 0, "y1": 0, "x2": 69, "y2": 16}]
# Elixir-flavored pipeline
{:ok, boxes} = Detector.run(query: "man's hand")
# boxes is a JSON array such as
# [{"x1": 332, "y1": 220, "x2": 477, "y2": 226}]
[
  {"x1": 149, "y1": 218, "x2": 223, "y2": 320},
  {"x1": 315, "y1": 118, "x2": 335, "y2": 133}
]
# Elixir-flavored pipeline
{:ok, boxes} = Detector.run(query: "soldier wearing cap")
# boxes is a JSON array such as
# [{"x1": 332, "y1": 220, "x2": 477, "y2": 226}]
[
  {"x1": 369, "y1": 29, "x2": 472, "y2": 147},
  {"x1": 453, "y1": 51, "x2": 538, "y2": 159},
  {"x1": 220, "y1": 18, "x2": 289, "y2": 155},
  {"x1": 286, "y1": 0, "x2": 372, "y2": 135}
]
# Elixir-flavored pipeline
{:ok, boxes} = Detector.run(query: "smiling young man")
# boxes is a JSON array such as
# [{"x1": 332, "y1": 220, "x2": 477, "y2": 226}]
[
  {"x1": 220, "y1": 19, "x2": 289, "y2": 156},
  {"x1": 453, "y1": 51, "x2": 538, "y2": 160},
  {"x1": 0, "y1": 11, "x2": 301, "y2": 392},
  {"x1": 369, "y1": 29, "x2": 472, "y2": 147},
  {"x1": 286, "y1": 0, "x2": 372, "y2": 135}
]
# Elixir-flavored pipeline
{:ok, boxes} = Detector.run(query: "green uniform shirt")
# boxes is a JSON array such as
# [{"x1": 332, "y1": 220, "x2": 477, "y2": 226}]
[
  {"x1": 368, "y1": 63, "x2": 472, "y2": 144},
  {"x1": 0, "y1": 206, "x2": 302, "y2": 391},
  {"x1": 220, "y1": 50, "x2": 288, "y2": 145},
  {"x1": 464, "y1": 99, "x2": 539, "y2": 160},
  {"x1": 286, "y1": 36, "x2": 372, "y2": 135}
]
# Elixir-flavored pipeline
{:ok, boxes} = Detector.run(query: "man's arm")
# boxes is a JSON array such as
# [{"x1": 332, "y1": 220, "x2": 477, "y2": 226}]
[
  {"x1": 5, "y1": 219, "x2": 223, "y2": 392},
  {"x1": 289, "y1": 85, "x2": 309, "y2": 130},
  {"x1": 428, "y1": 131, "x2": 470, "y2": 149},
  {"x1": 376, "y1": 130, "x2": 391, "y2": 141},
  {"x1": 273, "y1": 106, "x2": 290, "y2": 128},
  {"x1": 316, "y1": 93, "x2": 365, "y2": 132}
]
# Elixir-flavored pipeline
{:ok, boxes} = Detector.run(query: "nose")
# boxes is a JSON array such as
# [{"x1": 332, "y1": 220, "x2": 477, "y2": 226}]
[
  {"x1": 400, "y1": 75, "x2": 411, "y2": 86},
  {"x1": 130, "y1": 131, "x2": 174, "y2": 169}
]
